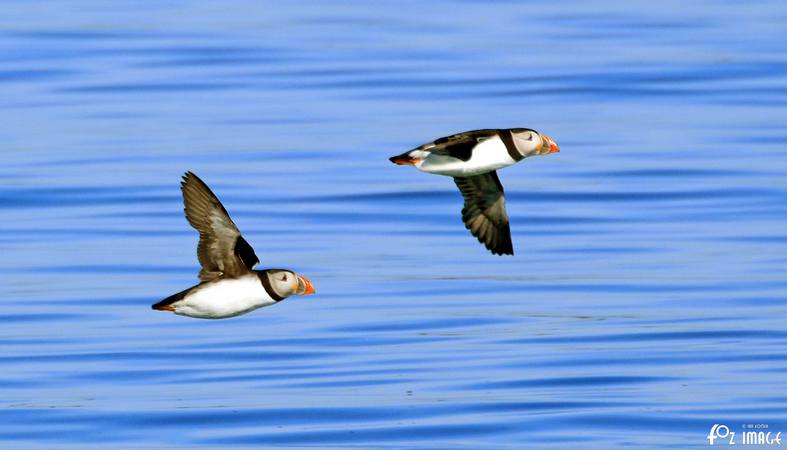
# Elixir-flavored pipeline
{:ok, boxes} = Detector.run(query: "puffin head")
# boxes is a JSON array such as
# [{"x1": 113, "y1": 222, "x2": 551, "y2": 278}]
[
  {"x1": 510, "y1": 128, "x2": 560, "y2": 158},
  {"x1": 264, "y1": 269, "x2": 316, "y2": 298}
]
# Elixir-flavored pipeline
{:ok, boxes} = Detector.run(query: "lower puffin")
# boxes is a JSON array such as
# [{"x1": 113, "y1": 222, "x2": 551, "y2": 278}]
[
  {"x1": 152, "y1": 172, "x2": 315, "y2": 319},
  {"x1": 389, "y1": 128, "x2": 559, "y2": 255}
]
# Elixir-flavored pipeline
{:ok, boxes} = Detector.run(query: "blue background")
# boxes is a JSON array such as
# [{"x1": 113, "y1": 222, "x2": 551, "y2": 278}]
[{"x1": 1, "y1": 1, "x2": 786, "y2": 448}]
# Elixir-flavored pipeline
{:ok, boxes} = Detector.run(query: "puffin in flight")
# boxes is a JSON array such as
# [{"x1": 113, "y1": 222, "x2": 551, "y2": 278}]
[
  {"x1": 389, "y1": 128, "x2": 559, "y2": 255},
  {"x1": 152, "y1": 172, "x2": 315, "y2": 319}
]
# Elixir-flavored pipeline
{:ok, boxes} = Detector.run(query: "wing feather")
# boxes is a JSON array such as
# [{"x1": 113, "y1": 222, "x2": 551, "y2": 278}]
[
  {"x1": 453, "y1": 171, "x2": 514, "y2": 255},
  {"x1": 428, "y1": 129, "x2": 498, "y2": 161},
  {"x1": 180, "y1": 172, "x2": 259, "y2": 280}
]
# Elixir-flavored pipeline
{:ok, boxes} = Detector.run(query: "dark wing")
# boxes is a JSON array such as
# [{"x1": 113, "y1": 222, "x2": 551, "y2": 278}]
[
  {"x1": 429, "y1": 129, "x2": 498, "y2": 162},
  {"x1": 453, "y1": 171, "x2": 514, "y2": 255},
  {"x1": 180, "y1": 172, "x2": 259, "y2": 280}
]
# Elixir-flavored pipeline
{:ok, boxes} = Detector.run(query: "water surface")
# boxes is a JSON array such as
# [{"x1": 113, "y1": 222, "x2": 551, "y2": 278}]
[{"x1": 2, "y1": 1, "x2": 787, "y2": 448}]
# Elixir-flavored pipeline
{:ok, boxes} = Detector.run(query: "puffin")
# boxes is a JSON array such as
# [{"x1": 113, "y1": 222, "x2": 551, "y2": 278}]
[
  {"x1": 389, "y1": 128, "x2": 559, "y2": 255},
  {"x1": 151, "y1": 172, "x2": 315, "y2": 319}
]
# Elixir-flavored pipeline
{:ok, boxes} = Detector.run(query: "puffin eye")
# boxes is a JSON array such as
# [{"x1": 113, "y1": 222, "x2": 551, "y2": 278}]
[
  {"x1": 280, "y1": 275, "x2": 288, "y2": 282},
  {"x1": 525, "y1": 133, "x2": 534, "y2": 141}
]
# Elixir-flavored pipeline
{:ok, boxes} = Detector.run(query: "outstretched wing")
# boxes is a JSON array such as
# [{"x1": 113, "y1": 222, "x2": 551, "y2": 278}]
[
  {"x1": 180, "y1": 172, "x2": 259, "y2": 280},
  {"x1": 453, "y1": 171, "x2": 514, "y2": 255}
]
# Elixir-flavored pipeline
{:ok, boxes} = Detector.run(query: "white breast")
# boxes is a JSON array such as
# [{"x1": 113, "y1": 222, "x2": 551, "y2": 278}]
[
  {"x1": 418, "y1": 136, "x2": 517, "y2": 177},
  {"x1": 174, "y1": 274, "x2": 276, "y2": 319}
]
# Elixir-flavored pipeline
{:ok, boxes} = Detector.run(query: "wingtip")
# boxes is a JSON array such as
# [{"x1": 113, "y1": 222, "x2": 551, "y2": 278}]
[
  {"x1": 181, "y1": 171, "x2": 208, "y2": 193},
  {"x1": 181, "y1": 171, "x2": 192, "y2": 189},
  {"x1": 488, "y1": 243, "x2": 514, "y2": 256}
]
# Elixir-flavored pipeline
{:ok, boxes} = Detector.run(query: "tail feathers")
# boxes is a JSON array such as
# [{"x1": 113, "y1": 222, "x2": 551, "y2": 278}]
[{"x1": 152, "y1": 285, "x2": 197, "y2": 311}]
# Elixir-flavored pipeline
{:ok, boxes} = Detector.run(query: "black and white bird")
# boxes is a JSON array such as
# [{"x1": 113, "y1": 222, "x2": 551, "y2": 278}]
[
  {"x1": 152, "y1": 172, "x2": 315, "y2": 319},
  {"x1": 389, "y1": 128, "x2": 559, "y2": 255}
]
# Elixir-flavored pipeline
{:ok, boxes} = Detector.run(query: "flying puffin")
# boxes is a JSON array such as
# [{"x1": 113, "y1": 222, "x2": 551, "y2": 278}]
[
  {"x1": 151, "y1": 172, "x2": 315, "y2": 319},
  {"x1": 389, "y1": 128, "x2": 559, "y2": 255}
]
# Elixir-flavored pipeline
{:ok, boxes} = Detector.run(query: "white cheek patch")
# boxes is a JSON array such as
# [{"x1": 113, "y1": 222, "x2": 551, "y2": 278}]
[
  {"x1": 410, "y1": 150, "x2": 429, "y2": 159},
  {"x1": 513, "y1": 135, "x2": 538, "y2": 153}
]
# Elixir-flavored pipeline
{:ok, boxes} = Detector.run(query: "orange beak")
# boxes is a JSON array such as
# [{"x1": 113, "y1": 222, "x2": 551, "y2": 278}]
[
  {"x1": 541, "y1": 134, "x2": 560, "y2": 154},
  {"x1": 389, "y1": 155, "x2": 418, "y2": 165},
  {"x1": 297, "y1": 275, "x2": 316, "y2": 295}
]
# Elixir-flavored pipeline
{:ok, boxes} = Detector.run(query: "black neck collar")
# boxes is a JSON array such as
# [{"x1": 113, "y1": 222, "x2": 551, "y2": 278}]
[
  {"x1": 498, "y1": 129, "x2": 524, "y2": 162},
  {"x1": 258, "y1": 272, "x2": 285, "y2": 302}
]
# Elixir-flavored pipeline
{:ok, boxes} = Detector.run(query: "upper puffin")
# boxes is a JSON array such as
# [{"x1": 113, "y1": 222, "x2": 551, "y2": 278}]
[
  {"x1": 389, "y1": 128, "x2": 559, "y2": 255},
  {"x1": 151, "y1": 172, "x2": 315, "y2": 319}
]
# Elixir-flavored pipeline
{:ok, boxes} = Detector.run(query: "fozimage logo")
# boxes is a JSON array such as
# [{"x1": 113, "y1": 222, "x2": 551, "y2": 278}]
[{"x1": 707, "y1": 423, "x2": 782, "y2": 446}]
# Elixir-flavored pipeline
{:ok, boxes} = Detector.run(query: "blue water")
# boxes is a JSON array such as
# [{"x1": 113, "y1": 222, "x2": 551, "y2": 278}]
[{"x1": 2, "y1": 1, "x2": 787, "y2": 448}]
